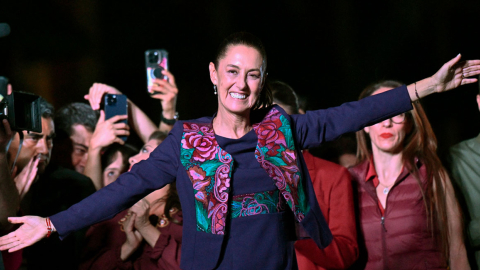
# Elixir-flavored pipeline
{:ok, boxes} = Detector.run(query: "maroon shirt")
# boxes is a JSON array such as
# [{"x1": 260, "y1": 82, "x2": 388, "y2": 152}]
[
  {"x1": 79, "y1": 209, "x2": 182, "y2": 270},
  {"x1": 349, "y1": 159, "x2": 447, "y2": 269}
]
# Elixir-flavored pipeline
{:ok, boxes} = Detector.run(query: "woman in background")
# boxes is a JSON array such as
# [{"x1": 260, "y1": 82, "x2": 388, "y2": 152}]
[
  {"x1": 80, "y1": 131, "x2": 182, "y2": 270},
  {"x1": 101, "y1": 144, "x2": 137, "y2": 187},
  {"x1": 350, "y1": 80, "x2": 469, "y2": 269}
]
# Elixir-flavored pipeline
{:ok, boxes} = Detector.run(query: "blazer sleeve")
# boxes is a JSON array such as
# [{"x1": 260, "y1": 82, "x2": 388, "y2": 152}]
[
  {"x1": 292, "y1": 85, "x2": 412, "y2": 149},
  {"x1": 50, "y1": 123, "x2": 183, "y2": 240}
]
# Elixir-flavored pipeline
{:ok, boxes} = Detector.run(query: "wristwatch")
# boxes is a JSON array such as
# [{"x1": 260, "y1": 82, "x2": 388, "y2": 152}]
[{"x1": 161, "y1": 112, "x2": 179, "y2": 125}]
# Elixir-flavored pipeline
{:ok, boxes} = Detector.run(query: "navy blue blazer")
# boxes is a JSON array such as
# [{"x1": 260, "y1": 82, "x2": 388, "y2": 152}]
[{"x1": 50, "y1": 85, "x2": 412, "y2": 269}]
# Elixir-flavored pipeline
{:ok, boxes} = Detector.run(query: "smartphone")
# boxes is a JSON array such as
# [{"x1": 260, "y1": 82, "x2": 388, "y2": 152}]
[
  {"x1": 145, "y1": 49, "x2": 169, "y2": 93},
  {"x1": 104, "y1": 94, "x2": 128, "y2": 141}
]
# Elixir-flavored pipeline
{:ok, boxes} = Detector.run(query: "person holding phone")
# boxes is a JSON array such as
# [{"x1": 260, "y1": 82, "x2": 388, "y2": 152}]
[
  {"x1": 1, "y1": 32, "x2": 480, "y2": 270},
  {"x1": 82, "y1": 72, "x2": 178, "y2": 190}
]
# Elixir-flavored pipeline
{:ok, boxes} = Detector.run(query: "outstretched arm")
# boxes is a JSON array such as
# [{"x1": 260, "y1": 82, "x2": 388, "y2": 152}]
[
  {"x1": 293, "y1": 55, "x2": 480, "y2": 149},
  {"x1": 0, "y1": 216, "x2": 55, "y2": 252},
  {"x1": 407, "y1": 54, "x2": 480, "y2": 101}
]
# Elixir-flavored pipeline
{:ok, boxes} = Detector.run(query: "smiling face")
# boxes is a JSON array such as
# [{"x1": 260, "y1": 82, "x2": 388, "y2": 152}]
[
  {"x1": 364, "y1": 87, "x2": 411, "y2": 154},
  {"x1": 209, "y1": 45, "x2": 265, "y2": 117}
]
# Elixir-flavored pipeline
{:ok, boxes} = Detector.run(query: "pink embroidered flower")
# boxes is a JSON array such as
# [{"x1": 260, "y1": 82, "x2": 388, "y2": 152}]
[
  {"x1": 182, "y1": 132, "x2": 218, "y2": 162},
  {"x1": 255, "y1": 115, "x2": 286, "y2": 156}
]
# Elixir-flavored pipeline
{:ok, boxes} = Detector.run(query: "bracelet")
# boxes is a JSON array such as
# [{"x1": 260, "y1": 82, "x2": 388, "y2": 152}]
[
  {"x1": 161, "y1": 112, "x2": 179, "y2": 125},
  {"x1": 46, "y1": 217, "x2": 53, "y2": 238},
  {"x1": 414, "y1": 82, "x2": 420, "y2": 101}
]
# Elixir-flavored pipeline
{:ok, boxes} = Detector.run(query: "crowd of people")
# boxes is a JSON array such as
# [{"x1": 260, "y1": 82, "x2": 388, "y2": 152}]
[{"x1": 0, "y1": 32, "x2": 480, "y2": 270}]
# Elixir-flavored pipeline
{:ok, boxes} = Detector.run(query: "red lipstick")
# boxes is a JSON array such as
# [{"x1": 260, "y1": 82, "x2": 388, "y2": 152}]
[{"x1": 380, "y1": 133, "x2": 393, "y2": 139}]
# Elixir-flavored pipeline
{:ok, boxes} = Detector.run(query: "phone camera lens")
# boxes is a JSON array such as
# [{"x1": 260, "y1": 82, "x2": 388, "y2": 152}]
[
  {"x1": 152, "y1": 67, "x2": 164, "y2": 79},
  {"x1": 149, "y1": 52, "x2": 159, "y2": 64},
  {"x1": 107, "y1": 95, "x2": 117, "y2": 105}
]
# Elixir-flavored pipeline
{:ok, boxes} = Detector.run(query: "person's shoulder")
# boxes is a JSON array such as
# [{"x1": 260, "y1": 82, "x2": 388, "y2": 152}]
[
  {"x1": 449, "y1": 136, "x2": 480, "y2": 159},
  {"x1": 304, "y1": 151, "x2": 348, "y2": 173},
  {"x1": 168, "y1": 116, "x2": 213, "y2": 137},
  {"x1": 348, "y1": 159, "x2": 369, "y2": 182},
  {"x1": 450, "y1": 137, "x2": 476, "y2": 151}
]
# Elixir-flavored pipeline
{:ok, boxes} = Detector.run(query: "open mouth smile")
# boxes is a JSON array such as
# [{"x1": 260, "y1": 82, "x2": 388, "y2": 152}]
[{"x1": 230, "y1": 92, "x2": 246, "y2": 99}]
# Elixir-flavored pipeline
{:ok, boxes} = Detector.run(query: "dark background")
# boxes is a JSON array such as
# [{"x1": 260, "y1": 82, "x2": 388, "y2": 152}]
[{"x1": 1, "y1": 0, "x2": 479, "y2": 155}]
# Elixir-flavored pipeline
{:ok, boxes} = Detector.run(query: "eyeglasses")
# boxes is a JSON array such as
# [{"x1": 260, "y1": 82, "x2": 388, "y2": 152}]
[{"x1": 390, "y1": 113, "x2": 406, "y2": 124}]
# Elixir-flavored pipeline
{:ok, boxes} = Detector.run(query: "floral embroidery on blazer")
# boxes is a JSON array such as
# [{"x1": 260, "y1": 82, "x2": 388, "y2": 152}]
[{"x1": 180, "y1": 107, "x2": 308, "y2": 235}]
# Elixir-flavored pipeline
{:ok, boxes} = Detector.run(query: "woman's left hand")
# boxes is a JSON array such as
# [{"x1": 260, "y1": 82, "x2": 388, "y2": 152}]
[
  {"x1": 130, "y1": 198, "x2": 151, "y2": 231},
  {"x1": 431, "y1": 54, "x2": 480, "y2": 93}
]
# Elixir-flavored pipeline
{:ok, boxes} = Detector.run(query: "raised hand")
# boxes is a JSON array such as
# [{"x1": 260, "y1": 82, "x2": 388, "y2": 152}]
[
  {"x1": 148, "y1": 70, "x2": 178, "y2": 119},
  {"x1": 0, "y1": 216, "x2": 49, "y2": 252},
  {"x1": 13, "y1": 155, "x2": 40, "y2": 200},
  {"x1": 84, "y1": 83, "x2": 122, "y2": 111},
  {"x1": 89, "y1": 110, "x2": 129, "y2": 150},
  {"x1": 431, "y1": 54, "x2": 480, "y2": 93}
]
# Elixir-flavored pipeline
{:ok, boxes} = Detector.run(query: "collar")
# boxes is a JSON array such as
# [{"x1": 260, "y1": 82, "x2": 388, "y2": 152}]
[{"x1": 365, "y1": 156, "x2": 377, "y2": 183}]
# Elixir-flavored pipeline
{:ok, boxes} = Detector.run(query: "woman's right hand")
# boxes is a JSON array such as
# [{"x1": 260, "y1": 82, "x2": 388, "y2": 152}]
[
  {"x1": 89, "y1": 110, "x2": 129, "y2": 151},
  {"x1": 0, "y1": 216, "x2": 50, "y2": 252},
  {"x1": 120, "y1": 212, "x2": 143, "y2": 261}
]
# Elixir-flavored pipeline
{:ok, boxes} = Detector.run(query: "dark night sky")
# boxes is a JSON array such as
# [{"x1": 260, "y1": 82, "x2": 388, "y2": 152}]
[{"x1": 1, "y1": 0, "x2": 479, "y2": 154}]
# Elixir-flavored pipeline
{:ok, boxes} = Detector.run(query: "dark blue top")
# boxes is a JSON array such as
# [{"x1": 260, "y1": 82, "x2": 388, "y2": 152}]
[{"x1": 50, "y1": 85, "x2": 412, "y2": 270}]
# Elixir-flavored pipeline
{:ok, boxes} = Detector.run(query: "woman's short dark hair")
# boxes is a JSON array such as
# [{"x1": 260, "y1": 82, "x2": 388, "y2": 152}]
[
  {"x1": 215, "y1": 32, "x2": 272, "y2": 110},
  {"x1": 101, "y1": 143, "x2": 138, "y2": 173},
  {"x1": 55, "y1": 102, "x2": 99, "y2": 136},
  {"x1": 148, "y1": 130, "x2": 168, "y2": 142},
  {"x1": 269, "y1": 80, "x2": 299, "y2": 114}
]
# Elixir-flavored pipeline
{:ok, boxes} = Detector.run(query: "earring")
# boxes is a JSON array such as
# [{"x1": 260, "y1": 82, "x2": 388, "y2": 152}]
[
  {"x1": 157, "y1": 215, "x2": 169, "y2": 228},
  {"x1": 213, "y1": 85, "x2": 217, "y2": 95}
]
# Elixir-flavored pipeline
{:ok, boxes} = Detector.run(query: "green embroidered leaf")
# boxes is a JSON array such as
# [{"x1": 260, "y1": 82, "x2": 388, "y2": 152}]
[
  {"x1": 280, "y1": 115, "x2": 290, "y2": 129},
  {"x1": 267, "y1": 156, "x2": 287, "y2": 167},
  {"x1": 180, "y1": 148, "x2": 195, "y2": 167},
  {"x1": 260, "y1": 146, "x2": 270, "y2": 155},
  {"x1": 195, "y1": 200, "x2": 210, "y2": 232},
  {"x1": 201, "y1": 160, "x2": 221, "y2": 177}
]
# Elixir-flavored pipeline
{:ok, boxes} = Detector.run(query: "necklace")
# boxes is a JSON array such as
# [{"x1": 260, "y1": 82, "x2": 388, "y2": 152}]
[{"x1": 378, "y1": 182, "x2": 394, "y2": 194}]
